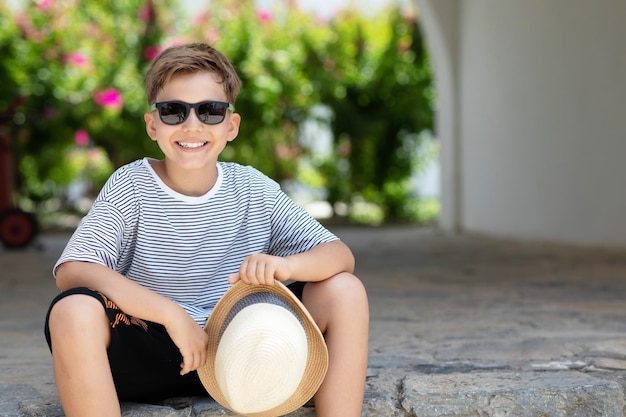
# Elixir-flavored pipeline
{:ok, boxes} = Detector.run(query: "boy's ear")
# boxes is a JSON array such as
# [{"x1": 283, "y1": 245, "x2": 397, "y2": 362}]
[
  {"x1": 226, "y1": 112, "x2": 241, "y2": 143},
  {"x1": 144, "y1": 112, "x2": 157, "y2": 141}
]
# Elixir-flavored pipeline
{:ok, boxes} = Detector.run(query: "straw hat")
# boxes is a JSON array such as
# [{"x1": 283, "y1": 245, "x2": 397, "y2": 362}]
[{"x1": 197, "y1": 281, "x2": 328, "y2": 417}]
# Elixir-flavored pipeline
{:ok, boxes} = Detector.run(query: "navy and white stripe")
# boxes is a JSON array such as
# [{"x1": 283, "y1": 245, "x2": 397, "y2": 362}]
[{"x1": 54, "y1": 158, "x2": 337, "y2": 326}]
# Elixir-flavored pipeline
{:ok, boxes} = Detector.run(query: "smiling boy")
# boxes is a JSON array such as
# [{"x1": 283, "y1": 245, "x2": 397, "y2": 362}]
[{"x1": 44, "y1": 43, "x2": 369, "y2": 417}]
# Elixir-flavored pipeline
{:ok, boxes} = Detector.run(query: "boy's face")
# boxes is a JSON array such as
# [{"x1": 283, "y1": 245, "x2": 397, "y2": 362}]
[{"x1": 144, "y1": 71, "x2": 240, "y2": 172}]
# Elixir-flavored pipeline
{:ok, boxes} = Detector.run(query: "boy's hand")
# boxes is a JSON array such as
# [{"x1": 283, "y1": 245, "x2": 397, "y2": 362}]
[
  {"x1": 228, "y1": 253, "x2": 292, "y2": 285},
  {"x1": 164, "y1": 308, "x2": 209, "y2": 376}
]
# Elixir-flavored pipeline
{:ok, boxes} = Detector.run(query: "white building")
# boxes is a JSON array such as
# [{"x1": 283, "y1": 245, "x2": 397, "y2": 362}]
[{"x1": 417, "y1": 0, "x2": 626, "y2": 247}]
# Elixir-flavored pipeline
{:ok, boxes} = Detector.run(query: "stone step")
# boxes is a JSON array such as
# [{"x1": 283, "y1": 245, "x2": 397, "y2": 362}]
[
  {"x1": 364, "y1": 371, "x2": 624, "y2": 417},
  {"x1": 3, "y1": 371, "x2": 624, "y2": 416}
]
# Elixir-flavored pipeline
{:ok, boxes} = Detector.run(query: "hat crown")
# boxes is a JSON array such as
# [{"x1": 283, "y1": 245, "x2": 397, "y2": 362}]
[
  {"x1": 198, "y1": 282, "x2": 329, "y2": 417},
  {"x1": 215, "y1": 302, "x2": 308, "y2": 413}
]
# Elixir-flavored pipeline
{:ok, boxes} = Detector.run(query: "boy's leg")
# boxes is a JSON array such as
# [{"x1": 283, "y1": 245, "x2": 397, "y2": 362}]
[
  {"x1": 47, "y1": 294, "x2": 121, "y2": 417},
  {"x1": 45, "y1": 288, "x2": 207, "y2": 416},
  {"x1": 302, "y1": 272, "x2": 369, "y2": 417}
]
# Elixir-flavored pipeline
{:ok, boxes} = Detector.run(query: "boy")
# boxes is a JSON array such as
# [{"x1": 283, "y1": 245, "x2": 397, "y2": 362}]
[{"x1": 44, "y1": 42, "x2": 369, "y2": 417}]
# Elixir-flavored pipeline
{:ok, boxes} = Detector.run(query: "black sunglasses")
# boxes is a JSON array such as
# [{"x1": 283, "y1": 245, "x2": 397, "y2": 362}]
[{"x1": 149, "y1": 100, "x2": 235, "y2": 125}]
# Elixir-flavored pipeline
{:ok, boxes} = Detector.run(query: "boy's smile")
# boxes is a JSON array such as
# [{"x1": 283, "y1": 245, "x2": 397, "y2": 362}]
[{"x1": 178, "y1": 141, "x2": 207, "y2": 149}]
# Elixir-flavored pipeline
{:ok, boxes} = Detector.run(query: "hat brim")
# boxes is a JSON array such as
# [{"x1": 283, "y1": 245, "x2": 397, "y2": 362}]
[{"x1": 197, "y1": 281, "x2": 328, "y2": 417}]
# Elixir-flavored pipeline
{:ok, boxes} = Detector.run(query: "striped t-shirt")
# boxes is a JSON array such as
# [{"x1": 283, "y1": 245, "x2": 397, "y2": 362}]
[{"x1": 54, "y1": 158, "x2": 337, "y2": 326}]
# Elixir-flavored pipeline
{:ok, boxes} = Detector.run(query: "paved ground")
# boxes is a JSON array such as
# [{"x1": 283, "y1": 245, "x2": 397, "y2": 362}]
[{"x1": 3, "y1": 226, "x2": 626, "y2": 416}]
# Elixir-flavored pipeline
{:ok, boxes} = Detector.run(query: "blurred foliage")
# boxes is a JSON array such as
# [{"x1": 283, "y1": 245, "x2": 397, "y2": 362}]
[
  {"x1": 1, "y1": 0, "x2": 177, "y2": 205},
  {"x1": 300, "y1": 5, "x2": 434, "y2": 221},
  {"x1": 0, "y1": 0, "x2": 435, "y2": 224}
]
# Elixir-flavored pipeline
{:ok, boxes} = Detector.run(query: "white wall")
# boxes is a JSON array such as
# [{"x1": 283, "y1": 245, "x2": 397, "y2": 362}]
[
  {"x1": 419, "y1": 0, "x2": 626, "y2": 247},
  {"x1": 416, "y1": 0, "x2": 461, "y2": 231}
]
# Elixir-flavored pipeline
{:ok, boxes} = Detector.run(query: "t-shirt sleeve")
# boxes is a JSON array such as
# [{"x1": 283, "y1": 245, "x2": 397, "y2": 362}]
[
  {"x1": 53, "y1": 200, "x2": 126, "y2": 277},
  {"x1": 267, "y1": 189, "x2": 338, "y2": 257}
]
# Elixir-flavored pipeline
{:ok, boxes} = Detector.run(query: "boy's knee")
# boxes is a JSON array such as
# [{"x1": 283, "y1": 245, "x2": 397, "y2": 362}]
[
  {"x1": 306, "y1": 272, "x2": 368, "y2": 309},
  {"x1": 48, "y1": 293, "x2": 108, "y2": 335},
  {"x1": 331, "y1": 272, "x2": 367, "y2": 297},
  {"x1": 302, "y1": 273, "x2": 368, "y2": 335}
]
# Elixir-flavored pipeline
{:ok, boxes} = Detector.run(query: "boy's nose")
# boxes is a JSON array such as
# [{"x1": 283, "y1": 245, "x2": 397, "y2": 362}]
[{"x1": 184, "y1": 108, "x2": 203, "y2": 128}]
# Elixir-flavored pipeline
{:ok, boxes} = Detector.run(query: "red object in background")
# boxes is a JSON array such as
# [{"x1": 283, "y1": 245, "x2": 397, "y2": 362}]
[{"x1": 0, "y1": 130, "x2": 38, "y2": 249}]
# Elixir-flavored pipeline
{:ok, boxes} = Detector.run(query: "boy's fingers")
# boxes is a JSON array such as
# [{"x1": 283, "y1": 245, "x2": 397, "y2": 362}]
[
  {"x1": 255, "y1": 262, "x2": 267, "y2": 284},
  {"x1": 199, "y1": 348, "x2": 207, "y2": 368},
  {"x1": 179, "y1": 349, "x2": 196, "y2": 375},
  {"x1": 180, "y1": 357, "x2": 196, "y2": 376},
  {"x1": 180, "y1": 362, "x2": 187, "y2": 375},
  {"x1": 180, "y1": 355, "x2": 190, "y2": 375},
  {"x1": 264, "y1": 264, "x2": 276, "y2": 284}
]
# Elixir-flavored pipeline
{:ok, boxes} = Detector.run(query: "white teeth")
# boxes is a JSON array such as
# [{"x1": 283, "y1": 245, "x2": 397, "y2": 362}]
[{"x1": 178, "y1": 142, "x2": 206, "y2": 149}]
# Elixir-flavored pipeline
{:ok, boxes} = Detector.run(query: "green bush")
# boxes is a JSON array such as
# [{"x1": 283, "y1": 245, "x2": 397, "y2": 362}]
[
  {"x1": 1, "y1": 0, "x2": 436, "y2": 224},
  {"x1": 301, "y1": 5, "x2": 435, "y2": 222}
]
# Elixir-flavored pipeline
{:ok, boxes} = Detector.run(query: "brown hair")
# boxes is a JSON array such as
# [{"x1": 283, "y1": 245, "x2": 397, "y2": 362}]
[{"x1": 144, "y1": 42, "x2": 241, "y2": 105}]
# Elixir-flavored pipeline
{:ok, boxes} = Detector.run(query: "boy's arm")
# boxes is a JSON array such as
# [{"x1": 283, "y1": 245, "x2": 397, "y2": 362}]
[
  {"x1": 229, "y1": 239, "x2": 355, "y2": 285},
  {"x1": 55, "y1": 261, "x2": 208, "y2": 375}
]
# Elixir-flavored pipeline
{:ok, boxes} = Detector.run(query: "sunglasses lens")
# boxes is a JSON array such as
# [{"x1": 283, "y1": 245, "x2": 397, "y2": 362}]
[
  {"x1": 154, "y1": 101, "x2": 231, "y2": 125},
  {"x1": 158, "y1": 102, "x2": 188, "y2": 125},
  {"x1": 197, "y1": 102, "x2": 228, "y2": 125}
]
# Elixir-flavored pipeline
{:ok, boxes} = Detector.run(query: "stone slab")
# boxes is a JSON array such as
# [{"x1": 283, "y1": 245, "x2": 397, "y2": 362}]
[
  {"x1": 400, "y1": 371, "x2": 624, "y2": 417},
  {"x1": 0, "y1": 384, "x2": 63, "y2": 417},
  {"x1": 0, "y1": 384, "x2": 39, "y2": 417}
]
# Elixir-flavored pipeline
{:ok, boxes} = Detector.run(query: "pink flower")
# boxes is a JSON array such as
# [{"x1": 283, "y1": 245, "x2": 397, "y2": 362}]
[
  {"x1": 74, "y1": 129, "x2": 89, "y2": 147},
  {"x1": 37, "y1": 0, "x2": 54, "y2": 12},
  {"x1": 87, "y1": 148, "x2": 104, "y2": 161},
  {"x1": 143, "y1": 45, "x2": 161, "y2": 61},
  {"x1": 204, "y1": 28, "x2": 220, "y2": 45},
  {"x1": 16, "y1": 13, "x2": 28, "y2": 31},
  {"x1": 94, "y1": 88, "x2": 123, "y2": 110},
  {"x1": 192, "y1": 12, "x2": 210, "y2": 27},
  {"x1": 138, "y1": 1, "x2": 155, "y2": 22},
  {"x1": 257, "y1": 9, "x2": 272, "y2": 23},
  {"x1": 16, "y1": 13, "x2": 43, "y2": 42},
  {"x1": 63, "y1": 51, "x2": 89, "y2": 68},
  {"x1": 163, "y1": 39, "x2": 186, "y2": 48},
  {"x1": 315, "y1": 17, "x2": 329, "y2": 26}
]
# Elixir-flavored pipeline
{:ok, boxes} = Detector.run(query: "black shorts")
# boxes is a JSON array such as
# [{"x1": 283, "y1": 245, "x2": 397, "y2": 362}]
[{"x1": 44, "y1": 281, "x2": 307, "y2": 402}]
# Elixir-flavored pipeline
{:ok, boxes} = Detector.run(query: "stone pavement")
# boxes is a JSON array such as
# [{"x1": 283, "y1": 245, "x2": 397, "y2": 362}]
[{"x1": 3, "y1": 226, "x2": 626, "y2": 416}]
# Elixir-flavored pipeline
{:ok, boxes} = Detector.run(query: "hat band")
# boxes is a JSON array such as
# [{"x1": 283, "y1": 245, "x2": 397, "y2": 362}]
[{"x1": 218, "y1": 292, "x2": 305, "y2": 342}]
